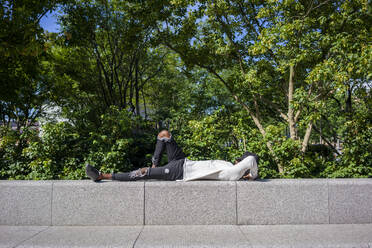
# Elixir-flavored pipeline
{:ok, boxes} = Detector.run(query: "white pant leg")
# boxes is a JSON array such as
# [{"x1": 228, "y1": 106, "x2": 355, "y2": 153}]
[{"x1": 217, "y1": 156, "x2": 258, "y2": 181}]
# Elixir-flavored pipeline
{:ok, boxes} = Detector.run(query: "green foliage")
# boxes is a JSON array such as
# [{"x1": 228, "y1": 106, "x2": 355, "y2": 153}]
[
  {"x1": 1, "y1": 0, "x2": 371, "y2": 180},
  {"x1": 86, "y1": 107, "x2": 155, "y2": 173},
  {"x1": 0, "y1": 0, "x2": 69, "y2": 128},
  {"x1": 261, "y1": 125, "x2": 336, "y2": 178},
  {"x1": 0, "y1": 127, "x2": 37, "y2": 179},
  {"x1": 23, "y1": 122, "x2": 84, "y2": 179},
  {"x1": 321, "y1": 104, "x2": 372, "y2": 178},
  {"x1": 163, "y1": 0, "x2": 371, "y2": 175},
  {"x1": 174, "y1": 107, "x2": 279, "y2": 179},
  {"x1": 1, "y1": 107, "x2": 156, "y2": 179}
]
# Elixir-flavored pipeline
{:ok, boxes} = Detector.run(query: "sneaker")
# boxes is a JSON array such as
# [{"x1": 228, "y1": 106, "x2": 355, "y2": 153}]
[{"x1": 85, "y1": 164, "x2": 101, "y2": 182}]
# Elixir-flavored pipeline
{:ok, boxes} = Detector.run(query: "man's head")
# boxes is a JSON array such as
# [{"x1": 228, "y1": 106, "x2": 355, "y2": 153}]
[{"x1": 235, "y1": 151, "x2": 259, "y2": 165}]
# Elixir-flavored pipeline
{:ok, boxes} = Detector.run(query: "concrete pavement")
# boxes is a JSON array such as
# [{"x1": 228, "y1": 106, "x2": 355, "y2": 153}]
[{"x1": 1, "y1": 224, "x2": 372, "y2": 248}]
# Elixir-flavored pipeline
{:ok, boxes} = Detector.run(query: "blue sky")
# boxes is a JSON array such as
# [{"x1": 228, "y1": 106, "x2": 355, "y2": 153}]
[{"x1": 40, "y1": 11, "x2": 60, "y2": 33}]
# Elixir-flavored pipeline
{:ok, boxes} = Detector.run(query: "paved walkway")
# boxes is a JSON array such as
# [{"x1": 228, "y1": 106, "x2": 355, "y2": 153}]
[{"x1": 1, "y1": 224, "x2": 372, "y2": 247}]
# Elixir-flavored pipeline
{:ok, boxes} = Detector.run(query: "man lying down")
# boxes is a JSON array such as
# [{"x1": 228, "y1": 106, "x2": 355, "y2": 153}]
[{"x1": 86, "y1": 130, "x2": 259, "y2": 182}]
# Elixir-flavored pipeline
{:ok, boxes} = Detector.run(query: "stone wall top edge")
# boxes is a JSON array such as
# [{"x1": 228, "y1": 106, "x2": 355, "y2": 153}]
[
  {"x1": 0, "y1": 180, "x2": 145, "y2": 187},
  {"x1": 0, "y1": 178, "x2": 370, "y2": 185},
  {"x1": 51, "y1": 180, "x2": 145, "y2": 186},
  {"x1": 0, "y1": 180, "x2": 54, "y2": 185},
  {"x1": 144, "y1": 180, "x2": 236, "y2": 186},
  {"x1": 327, "y1": 178, "x2": 372, "y2": 185}
]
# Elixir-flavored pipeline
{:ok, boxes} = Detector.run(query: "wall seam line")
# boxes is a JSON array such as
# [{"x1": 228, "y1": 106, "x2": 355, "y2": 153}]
[
  {"x1": 235, "y1": 182, "x2": 238, "y2": 225},
  {"x1": 327, "y1": 180, "x2": 330, "y2": 224},
  {"x1": 143, "y1": 182, "x2": 146, "y2": 225},
  {"x1": 51, "y1": 182, "x2": 54, "y2": 226}
]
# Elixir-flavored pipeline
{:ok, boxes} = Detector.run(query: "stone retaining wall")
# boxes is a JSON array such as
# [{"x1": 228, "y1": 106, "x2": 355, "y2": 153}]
[{"x1": 1, "y1": 179, "x2": 371, "y2": 226}]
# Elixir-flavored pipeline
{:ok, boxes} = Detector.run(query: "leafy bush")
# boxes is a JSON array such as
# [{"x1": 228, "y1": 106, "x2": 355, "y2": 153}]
[
  {"x1": 321, "y1": 109, "x2": 372, "y2": 178},
  {"x1": 174, "y1": 108, "x2": 279, "y2": 179},
  {"x1": 1, "y1": 107, "x2": 156, "y2": 179},
  {"x1": 1, "y1": 105, "x2": 370, "y2": 180},
  {"x1": 0, "y1": 127, "x2": 37, "y2": 179},
  {"x1": 85, "y1": 107, "x2": 155, "y2": 173},
  {"x1": 23, "y1": 122, "x2": 85, "y2": 179}
]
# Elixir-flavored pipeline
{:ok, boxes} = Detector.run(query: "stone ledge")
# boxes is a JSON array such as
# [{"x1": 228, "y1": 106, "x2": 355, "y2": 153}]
[
  {"x1": 145, "y1": 181, "x2": 236, "y2": 225},
  {"x1": 0, "y1": 181, "x2": 52, "y2": 226},
  {"x1": 329, "y1": 179, "x2": 372, "y2": 224},
  {"x1": 1, "y1": 179, "x2": 371, "y2": 226},
  {"x1": 237, "y1": 179, "x2": 329, "y2": 224},
  {"x1": 52, "y1": 180, "x2": 144, "y2": 226}
]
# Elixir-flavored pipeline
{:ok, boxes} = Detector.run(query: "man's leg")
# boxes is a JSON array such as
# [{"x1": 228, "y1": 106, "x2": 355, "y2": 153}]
[
  {"x1": 152, "y1": 130, "x2": 185, "y2": 166},
  {"x1": 86, "y1": 161, "x2": 184, "y2": 182},
  {"x1": 86, "y1": 130, "x2": 185, "y2": 182},
  {"x1": 103, "y1": 130, "x2": 175, "y2": 181},
  {"x1": 86, "y1": 164, "x2": 148, "y2": 182},
  {"x1": 151, "y1": 131, "x2": 167, "y2": 167},
  {"x1": 146, "y1": 158, "x2": 184, "y2": 181},
  {"x1": 110, "y1": 167, "x2": 148, "y2": 181},
  {"x1": 111, "y1": 158, "x2": 184, "y2": 181}
]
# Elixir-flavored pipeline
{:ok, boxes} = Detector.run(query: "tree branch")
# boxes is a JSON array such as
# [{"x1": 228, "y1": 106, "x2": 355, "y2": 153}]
[{"x1": 312, "y1": 124, "x2": 341, "y2": 155}]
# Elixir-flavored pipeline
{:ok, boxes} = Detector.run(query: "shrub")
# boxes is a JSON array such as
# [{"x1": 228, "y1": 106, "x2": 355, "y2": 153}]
[
  {"x1": 0, "y1": 127, "x2": 37, "y2": 179},
  {"x1": 1, "y1": 106, "x2": 156, "y2": 179}
]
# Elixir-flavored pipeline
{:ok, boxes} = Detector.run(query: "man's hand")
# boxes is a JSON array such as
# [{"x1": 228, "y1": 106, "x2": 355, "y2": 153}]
[{"x1": 243, "y1": 173, "x2": 254, "y2": 180}]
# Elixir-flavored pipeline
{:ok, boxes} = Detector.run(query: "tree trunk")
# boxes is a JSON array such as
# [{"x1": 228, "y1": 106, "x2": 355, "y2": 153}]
[
  {"x1": 235, "y1": 95, "x2": 284, "y2": 173},
  {"x1": 345, "y1": 85, "x2": 352, "y2": 117},
  {"x1": 208, "y1": 68, "x2": 285, "y2": 173},
  {"x1": 135, "y1": 62, "x2": 140, "y2": 116},
  {"x1": 319, "y1": 121, "x2": 322, "y2": 144},
  {"x1": 142, "y1": 90, "x2": 147, "y2": 120},
  {"x1": 287, "y1": 65, "x2": 297, "y2": 140},
  {"x1": 302, "y1": 122, "x2": 313, "y2": 152},
  {"x1": 129, "y1": 80, "x2": 134, "y2": 113}
]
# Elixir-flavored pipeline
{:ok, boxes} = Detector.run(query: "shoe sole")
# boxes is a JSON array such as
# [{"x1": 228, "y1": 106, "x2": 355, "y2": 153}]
[{"x1": 85, "y1": 164, "x2": 101, "y2": 182}]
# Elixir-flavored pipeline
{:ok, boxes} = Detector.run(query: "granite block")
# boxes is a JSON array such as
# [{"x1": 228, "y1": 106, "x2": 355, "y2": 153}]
[
  {"x1": 237, "y1": 179, "x2": 329, "y2": 224},
  {"x1": 329, "y1": 179, "x2": 372, "y2": 224},
  {"x1": 0, "y1": 181, "x2": 52, "y2": 225},
  {"x1": 135, "y1": 225, "x2": 249, "y2": 248},
  {"x1": 239, "y1": 224, "x2": 372, "y2": 248},
  {"x1": 0, "y1": 226, "x2": 48, "y2": 248},
  {"x1": 145, "y1": 181, "x2": 236, "y2": 225},
  {"x1": 16, "y1": 226, "x2": 143, "y2": 248},
  {"x1": 52, "y1": 180, "x2": 144, "y2": 225}
]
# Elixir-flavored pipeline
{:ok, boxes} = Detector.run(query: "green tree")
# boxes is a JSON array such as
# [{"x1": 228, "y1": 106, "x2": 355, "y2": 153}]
[
  {"x1": 0, "y1": 0, "x2": 69, "y2": 128},
  {"x1": 57, "y1": 0, "x2": 176, "y2": 115},
  {"x1": 160, "y1": 0, "x2": 371, "y2": 175}
]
